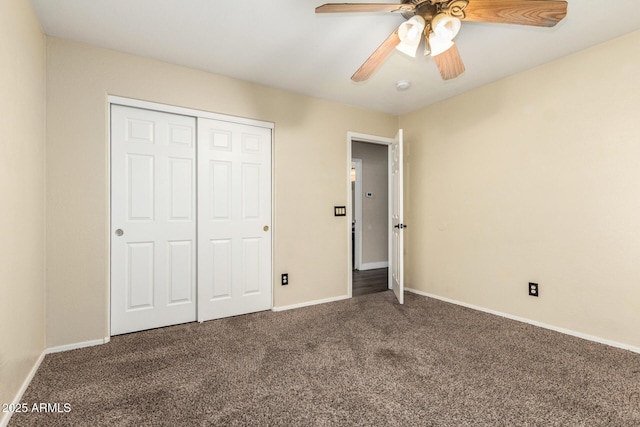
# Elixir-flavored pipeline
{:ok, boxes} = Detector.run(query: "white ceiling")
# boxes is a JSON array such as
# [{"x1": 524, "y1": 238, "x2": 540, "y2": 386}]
[{"x1": 31, "y1": 0, "x2": 640, "y2": 115}]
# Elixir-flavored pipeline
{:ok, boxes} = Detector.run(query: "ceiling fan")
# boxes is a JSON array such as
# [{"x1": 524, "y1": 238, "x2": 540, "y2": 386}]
[{"x1": 316, "y1": 0, "x2": 568, "y2": 81}]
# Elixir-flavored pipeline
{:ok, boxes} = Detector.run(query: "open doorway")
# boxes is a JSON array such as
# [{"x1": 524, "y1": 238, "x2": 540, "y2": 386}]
[{"x1": 351, "y1": 140, "x2": 389, "y2": 297}]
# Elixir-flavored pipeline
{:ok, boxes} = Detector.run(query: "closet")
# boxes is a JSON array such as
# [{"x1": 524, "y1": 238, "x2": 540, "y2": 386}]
[{"x1": 110, "y1": 102, "x2": 272, "y2": 335}]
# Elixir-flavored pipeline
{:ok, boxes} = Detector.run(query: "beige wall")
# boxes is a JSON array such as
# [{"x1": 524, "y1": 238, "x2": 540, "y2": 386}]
[
  {"x1": 400, "y1": 30, "x2": 640, "y2": 349},
  {"x1": 0, "y1": 0, "x2": 46, "y2": 412},
  {"x1": 45, "y1": 37, "x2": 398, "y2": 347},
  {"x1": 352, "y1": 142, "x2": 388, "y2": 265},
  {"x1": 22, "y1": 9, "x2": 639, "y2": 359}
]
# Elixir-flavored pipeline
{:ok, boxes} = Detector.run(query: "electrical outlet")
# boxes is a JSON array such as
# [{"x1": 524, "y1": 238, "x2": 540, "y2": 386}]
[
  {"x1": 282, "y1": 273, "x2": 289, "y2": 286},
  {"x1": 529, "y1": 282, "x2": 539, "y2": 297}
]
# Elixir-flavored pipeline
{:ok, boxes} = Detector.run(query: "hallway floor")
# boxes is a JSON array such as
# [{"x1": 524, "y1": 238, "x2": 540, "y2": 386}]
[{"x1": 352, "y1": 268, "x2": 388, "y2": 297}]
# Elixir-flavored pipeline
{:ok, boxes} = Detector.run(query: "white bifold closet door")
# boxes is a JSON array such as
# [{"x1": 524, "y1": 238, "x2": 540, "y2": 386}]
[
  {"x1": 111, "y1": 105, "x2": 272, "y2": 335},
  {"x1": 197, "y1": 118, "x2": 272, "y2": 322},
  {"x1": 111, "y1": 105, "x2": 197, "y2": 335}
]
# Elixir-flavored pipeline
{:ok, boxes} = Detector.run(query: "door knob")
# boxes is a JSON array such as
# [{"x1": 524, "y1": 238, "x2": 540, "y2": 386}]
[
  {"x1": 263, "y1": 225, "x2": 269, "y2": 232},
  {"x1": 394, "y1": 224, "x2": 407, "y2": 229},
  {"x1": 115, "y1": 229, "x2": 124, "y2": 236}
]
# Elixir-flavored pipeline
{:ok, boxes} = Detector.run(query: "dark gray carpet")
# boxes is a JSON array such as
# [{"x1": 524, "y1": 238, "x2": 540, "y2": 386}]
[{"x1": 9, "y1": 291, "x2": 640, "y2": 426}]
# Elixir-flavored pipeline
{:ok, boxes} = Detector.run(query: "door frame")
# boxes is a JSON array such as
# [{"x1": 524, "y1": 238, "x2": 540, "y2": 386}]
[
  {"x1": 351, "y1": 158, "x2": 363, "y2": 270},
  {"x1": 346, "y1": 131, "x2": 394, "y2": 298},
  {"x1": 107, "y1": 95, "x2": 275, "y2": 337}
]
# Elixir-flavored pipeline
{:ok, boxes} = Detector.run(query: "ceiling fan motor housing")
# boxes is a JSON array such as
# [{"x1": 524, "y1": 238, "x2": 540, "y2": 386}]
[
  {"x1": 401, "y1": 0, "x2": 469, "y2": 22},
  {"x1": 401, "y1": 0, "x2": 433, "y2": 19}
]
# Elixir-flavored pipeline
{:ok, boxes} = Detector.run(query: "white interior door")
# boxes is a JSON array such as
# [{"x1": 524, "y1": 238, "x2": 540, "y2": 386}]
[
  {"x1": 111, "y1": 105, "x2": 197, "y2": 335},
  {"x1": 390, "y1": 129, "x2": 404, "y2": 304},
  {"x1": 197, "y1": 118, "x2": 272, "y2": 321}
]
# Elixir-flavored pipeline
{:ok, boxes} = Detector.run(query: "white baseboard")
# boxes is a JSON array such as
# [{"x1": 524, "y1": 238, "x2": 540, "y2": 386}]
[
  {"x1": 0, "y1": 351, "x2": 46, "y2": 427},
  {"x1": 46, "y1": 337, "x2": 110, "y2": 354},
  {"x1": 272, "y1": 294, "x2": 350, "y2": 312},
  {"x1": 406, "y1": 287, "x2": 640, "y2": 355},
  {"x1": 359, "y1": 261, "x2": 389, "y2": 271},
  {"x1": 0, "y1": 336, "x2": 111, "y2": 427}
]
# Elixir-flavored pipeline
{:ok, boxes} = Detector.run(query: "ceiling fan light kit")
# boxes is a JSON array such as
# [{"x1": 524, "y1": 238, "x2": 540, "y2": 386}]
[
  {"x1": 432, "y1": 13, "x2": 461, "y2": 39},
  {"x1": 396, "y1": 15, "x2": 426, "y2": 57},
  {"x1": 428, "y1": 34, "x2": 454, "y2": 57},
  {"x1": 316, "y1": 0, "x2": 568, "y2": 81},
  {"x1": 429, "y1": 14, "x2": 461, "y2": 56}
]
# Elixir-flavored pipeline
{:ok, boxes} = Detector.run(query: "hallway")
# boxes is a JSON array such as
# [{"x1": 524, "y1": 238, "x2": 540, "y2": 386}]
[{"x1": 352, "y1": 268, "x2": 388, "y2": 297}]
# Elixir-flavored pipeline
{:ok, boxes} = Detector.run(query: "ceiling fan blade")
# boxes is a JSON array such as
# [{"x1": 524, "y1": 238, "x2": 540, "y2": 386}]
[
  {"x1": 462, "y1": 0, "x2": 567, "y2": 27},
  {"x1": 433, "y1": 43, "x2": 465, "y2": 80},
  {"x1": 351, "y1": 27, "x2": 401, "y2": 82},
  {"x1": 315, "y1": 3, "x2": 415, "y2": 14}
]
